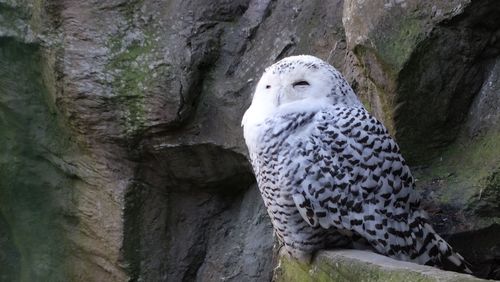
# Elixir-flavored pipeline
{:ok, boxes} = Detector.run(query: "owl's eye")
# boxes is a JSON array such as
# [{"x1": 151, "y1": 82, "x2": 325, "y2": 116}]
[
  {"x1": 293, "y1": 80, "x2": 310, "y2": 88},
  {"x1": 266, "y1": 85, "x2": 271, "y2": 89}
]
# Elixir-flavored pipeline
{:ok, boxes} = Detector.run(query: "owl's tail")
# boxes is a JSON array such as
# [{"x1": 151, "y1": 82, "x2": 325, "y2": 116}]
[
  {"x1": 365, "y1": 211, "x2": 472, "y2": 274},
  {"x1": 407, "y1": 214, "x2": 472, "y2": 274}
]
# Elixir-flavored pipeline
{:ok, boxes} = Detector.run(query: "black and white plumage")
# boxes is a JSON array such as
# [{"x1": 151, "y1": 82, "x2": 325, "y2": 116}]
[{"x1": 241, "y1": 55, "x2": 470, "y2": 273}]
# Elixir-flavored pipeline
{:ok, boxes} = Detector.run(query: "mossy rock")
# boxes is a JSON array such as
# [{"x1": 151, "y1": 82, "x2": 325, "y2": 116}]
[
  {"x1": 275, "y1": 250, "x2": 485, "y2": 282},
  {"x1": 0, "y1": 37, "x2": 76, "y2": 281}
]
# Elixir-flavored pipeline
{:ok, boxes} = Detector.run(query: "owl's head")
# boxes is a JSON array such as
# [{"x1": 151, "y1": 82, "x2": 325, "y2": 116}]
[{"x1": 242, "y1": 55, "x2": 361, "y2": 127}]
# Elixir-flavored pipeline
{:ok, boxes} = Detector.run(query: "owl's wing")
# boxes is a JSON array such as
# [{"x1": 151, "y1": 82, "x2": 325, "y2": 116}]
[
  {"x1": 287, "y1": 106, "x2": 471, "y2": 272},
  {"x1": 287, "y1": 106, "x2": 419, "y2": 251}
]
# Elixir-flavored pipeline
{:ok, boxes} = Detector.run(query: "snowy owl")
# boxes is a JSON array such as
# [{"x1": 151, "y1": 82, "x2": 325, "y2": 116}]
[{"x1": 241, "y1": 55, "x2": 470, "y2": 273}]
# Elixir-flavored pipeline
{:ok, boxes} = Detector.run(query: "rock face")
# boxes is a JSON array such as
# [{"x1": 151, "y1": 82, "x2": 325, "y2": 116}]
[{"x1": 0, "y1": 0, "x2": 499, "y2": 281}]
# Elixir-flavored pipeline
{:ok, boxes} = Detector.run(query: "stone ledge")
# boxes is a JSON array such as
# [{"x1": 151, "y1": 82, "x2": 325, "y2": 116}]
[{"x1": 274, "y1": 250, "x2": 487, "y2": 282}]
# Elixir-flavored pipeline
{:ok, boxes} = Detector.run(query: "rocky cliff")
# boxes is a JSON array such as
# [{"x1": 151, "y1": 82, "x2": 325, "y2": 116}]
[{"x1": 0, "y1": 0, "x2": 499, "y2": 281}]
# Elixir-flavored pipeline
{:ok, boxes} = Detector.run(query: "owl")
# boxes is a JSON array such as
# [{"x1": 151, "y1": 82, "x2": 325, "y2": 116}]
[{"x1": 241, "y1": 55, "x2": 470, "y2": 273}]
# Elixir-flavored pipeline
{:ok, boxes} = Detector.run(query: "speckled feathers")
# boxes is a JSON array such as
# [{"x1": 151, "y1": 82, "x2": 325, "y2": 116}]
[{"x1": 242, "y1": 55, "x2": 470, "y2": 273}]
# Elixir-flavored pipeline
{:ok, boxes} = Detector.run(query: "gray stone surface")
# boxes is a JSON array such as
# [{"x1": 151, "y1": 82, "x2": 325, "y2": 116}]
[
  {"x1": 0, "y1": 212, "x2": 19, "y2": 282},
  {"x1": 0, "y1": 0, "x2": 499, "y2": 281},
  {"x1": 466, "y1": 57, "x2": 500, "y2": 138}
]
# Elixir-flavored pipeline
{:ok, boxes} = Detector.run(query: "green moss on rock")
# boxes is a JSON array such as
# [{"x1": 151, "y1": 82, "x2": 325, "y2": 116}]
[
  {"x1": 0, "y1": 212, "x2": 20, "y2": 282},
  {"x1": 0, "y1": 37, "x2": 77, "y2": 281},
  {"x1": 413, "y1": 131, "x2": 500, "y2": 219},
  {"x1": 107, "y1": 33, "x2": 154, "y2": 136},
  {"x1": 0, "y1": 2, "x2": 31, "y2": 40},
  {"x1": 375, "y1": 17, "x2": 425, "y2": 73},
  {"x1": 275, "y1": 250, "x2": 484, "y2": 282}
]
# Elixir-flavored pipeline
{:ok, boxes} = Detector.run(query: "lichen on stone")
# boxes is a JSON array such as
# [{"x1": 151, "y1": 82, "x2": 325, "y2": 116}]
[{"x1": 106, "y1": 28, "x2": 160, "y2": 137}]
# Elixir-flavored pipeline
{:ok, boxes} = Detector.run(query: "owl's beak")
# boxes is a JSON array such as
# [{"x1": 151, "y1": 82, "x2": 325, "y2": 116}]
[{"x1": 276, "y1": 88, "x2": 284, "y2": 106}]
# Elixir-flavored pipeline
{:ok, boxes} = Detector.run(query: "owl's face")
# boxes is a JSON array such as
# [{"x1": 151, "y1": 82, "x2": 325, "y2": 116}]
[
  {"x1": 242, "y1": 55, "x2": 361, "y2": 150},
  {"x1": 242, "y1": 55, "x2": 360, "y2": 129},
  {"x1": 252, "y1": 55, "x2": 336, "y2": 108}
]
